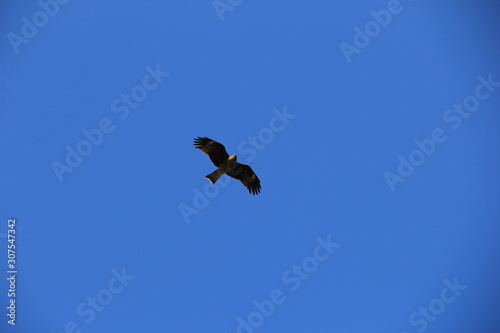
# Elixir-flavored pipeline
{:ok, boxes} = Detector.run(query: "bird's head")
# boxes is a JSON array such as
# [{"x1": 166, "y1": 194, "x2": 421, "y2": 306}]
[{"x1": 229, "y1": 154, "x2": 237, "y2": 161}]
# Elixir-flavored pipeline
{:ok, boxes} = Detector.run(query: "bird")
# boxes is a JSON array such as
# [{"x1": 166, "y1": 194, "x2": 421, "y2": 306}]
[{"x1": 193, "y1": 137, "x2": 261, "y2": 195}]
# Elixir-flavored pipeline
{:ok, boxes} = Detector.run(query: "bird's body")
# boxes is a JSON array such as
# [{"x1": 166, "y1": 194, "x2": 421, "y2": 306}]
[
  {"x1": 193, "y1": 137, "x2": 261, "y2": 195},
  {"x1": 205, "y1": 154, "x2": 237, "y2": 184}
]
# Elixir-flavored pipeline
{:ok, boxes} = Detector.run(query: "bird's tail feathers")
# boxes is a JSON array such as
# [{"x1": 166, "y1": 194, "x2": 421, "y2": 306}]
[{"x1": 205, "y1": 169, "x2": 223, "y2": 184}]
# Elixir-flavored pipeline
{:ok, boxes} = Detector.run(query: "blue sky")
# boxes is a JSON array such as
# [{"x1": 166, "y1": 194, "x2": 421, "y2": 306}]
[{"x1": 1, "y1": 1, "x2": 499, "y2": 332}]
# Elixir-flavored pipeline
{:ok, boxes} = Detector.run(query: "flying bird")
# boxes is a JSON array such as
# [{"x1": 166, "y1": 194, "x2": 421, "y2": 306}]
[{"x1": 193, "y1": 137, "x2": 261, "y2": 195}]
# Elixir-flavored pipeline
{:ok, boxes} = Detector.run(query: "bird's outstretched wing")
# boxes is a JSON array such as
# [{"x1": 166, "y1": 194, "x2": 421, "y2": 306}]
[
  {"x1": 227, "y1": 163, "x2": 261, "y2": 195},
  {"x1": 193, "y1": 137, "x2": 230, "y2": 167}
]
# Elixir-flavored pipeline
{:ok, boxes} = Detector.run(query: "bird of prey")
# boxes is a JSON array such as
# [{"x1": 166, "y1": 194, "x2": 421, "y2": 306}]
[{"x1": 193, "y1": 137, "x2": 261, "y2": 195}]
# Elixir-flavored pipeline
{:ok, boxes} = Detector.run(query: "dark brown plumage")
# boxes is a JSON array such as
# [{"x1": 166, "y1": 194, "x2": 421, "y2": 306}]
[{"x1": 193, "y1": 137, "x2": 261, "y2": 195}]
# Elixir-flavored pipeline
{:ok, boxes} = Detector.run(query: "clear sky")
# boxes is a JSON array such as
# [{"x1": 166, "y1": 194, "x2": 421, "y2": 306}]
[{"x1": 1, "y1": 1, "x2": 499, "y2": 332}]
